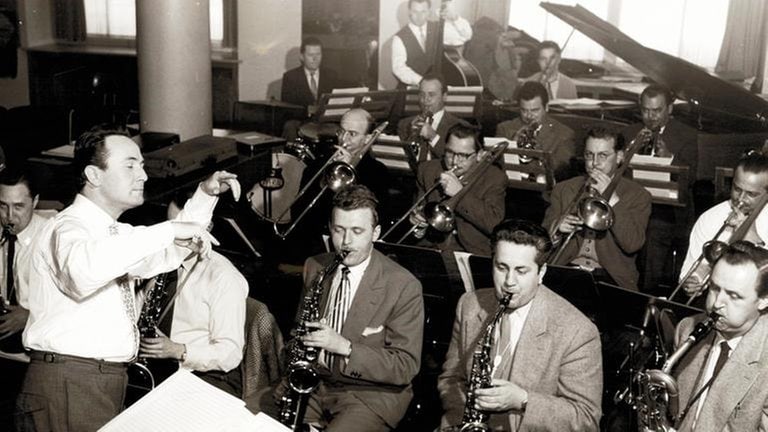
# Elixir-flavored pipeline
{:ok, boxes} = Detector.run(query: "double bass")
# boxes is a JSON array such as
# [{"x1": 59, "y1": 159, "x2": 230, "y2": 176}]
[{"x1": 431, "y1": 0, "x2": 483, "y2": 87}]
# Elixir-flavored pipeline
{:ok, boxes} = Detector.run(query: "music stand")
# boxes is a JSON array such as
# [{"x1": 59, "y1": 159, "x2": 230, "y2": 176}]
[
  {"x1": 595, "y1": 282, "x2": 703, "y2": 331},
  {"x1": 628, "y1": 162, "x2": 690, "y2": 207}
]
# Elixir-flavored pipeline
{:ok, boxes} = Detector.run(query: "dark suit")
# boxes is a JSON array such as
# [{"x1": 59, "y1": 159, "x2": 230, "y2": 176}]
[
  {"x1": 674, "y1": 314, "x2": 768, "y2": 431},
  {"x1": 302, "y1": 250, "x2": 424, "y2": 430},
  {"x1": 622, "y1": 118, "x2": 698, "y2": 294},
  {"x1": 496, "y1": 114, "x2": 576, "y2": 181},
  {"x1": 417, "y1": 159, "x2": 507, "y2": 256},
  {"x1": 397, "y1": 111, "x2": 466, "y2": 162},
  {"x1": 542, "y1": 176, "x2": 652, "y2": 290},
  {"x1": 438, "y1": 287, "x2": 602, "y2": 431},
  {"x1": 281, "y1": 66, "x2": 339, "y2": 110}
]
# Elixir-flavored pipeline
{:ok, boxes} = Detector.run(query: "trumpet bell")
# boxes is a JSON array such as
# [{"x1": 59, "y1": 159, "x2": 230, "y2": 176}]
[
  {"x1": 702, "y1": 240, "x2": 728, "y2": 263},
  {"x1": 578, "y1": 196, "x2": 614, "y2": 231},
  {"x1": 322, "y1": 161, "x2": 356, "y2": 192},
  {"x1": 425, "y1": 202, "x2": 455, "y2": 233}
]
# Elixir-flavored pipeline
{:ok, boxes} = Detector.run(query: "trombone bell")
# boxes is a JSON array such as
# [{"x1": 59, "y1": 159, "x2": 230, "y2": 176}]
[
  {"x1": 424, "y1": 202, "x2": 455, "y2": 233},
  {"x1": 578, "y1": 195, "x2": 614, "y2": 232},
  {"x1": 322, "y1": 161, "x2": 356, "y2": 192}
]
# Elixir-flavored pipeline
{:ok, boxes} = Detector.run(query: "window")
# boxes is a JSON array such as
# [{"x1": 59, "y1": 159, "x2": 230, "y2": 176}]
[{"x1": 82, "y1": 0, "x2": 229, "y2": 46}]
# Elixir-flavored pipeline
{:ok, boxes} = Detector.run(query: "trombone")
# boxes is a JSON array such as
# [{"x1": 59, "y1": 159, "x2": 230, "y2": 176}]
[
  {"x1": 669, "y1": 194, "x2": 768, "y2": 303},
  {"x1": 381, "y1": 141, "x2": 509, "y2": 243},
  {"x1": 273, "y1": 121, "x2": 388, "y2": 239},
  {"x1": 547, "y1": 128, "x2": 653, "y2": 263}
]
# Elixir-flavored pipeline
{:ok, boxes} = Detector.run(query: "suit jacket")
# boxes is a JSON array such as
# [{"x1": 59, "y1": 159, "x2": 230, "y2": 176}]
[
  {"x1": 674, "y1": 314, "x2": 768, "y2": 432},
  {"x1": 495, "y1": 114, "x2": 576, "y2": 181},
  {"x1": 303, "y1": 250, "x2": 424, "y2": 428},
  {"x1": 524, "y1": 72, "x2": 578, "y2": 99},
  {"x1": 542, "y1": 176, "x2": 652, "y2": 290},
  {"x1": 281, "y1": 66, "x2": 339, "y2": 110},
  {"x1": 417, "y1": 159, "x2": 507, "y2": 256},
  {"x1": 397, "y1": 111, "x2": 467, "y2": 162},
  {"x1": 438, "y1": 287, "x2": 602, "y2": 431}
]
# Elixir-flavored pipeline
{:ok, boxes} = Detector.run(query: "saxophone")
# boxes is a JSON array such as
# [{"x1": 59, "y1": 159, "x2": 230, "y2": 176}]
[
  {"x1": 634, "y1": 312, "x2": 718, "y2": 432},
  {"x1": 459, "y1": 293, "x2": 513, "y2": 432},
  {"x1": 278, "y1": 250, "x2": 349, "y2": 430}
]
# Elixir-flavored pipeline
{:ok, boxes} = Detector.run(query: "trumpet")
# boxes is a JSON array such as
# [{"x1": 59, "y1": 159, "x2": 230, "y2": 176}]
[
  {"x1": 381, "y1": 141, "x2": 509, "y2": 243},
  {"x1": 547, "y1": 128, "x2": 652, "y2": 263},
  {"x1": 515, "y1": 121, "x2": 542, "y2": 164},
  {"x1": 273, "y1": 121, "x2": 388, "y2": 239},
  {"x1": 670, "y1": 193, "x2": 768, "y2": 303}
]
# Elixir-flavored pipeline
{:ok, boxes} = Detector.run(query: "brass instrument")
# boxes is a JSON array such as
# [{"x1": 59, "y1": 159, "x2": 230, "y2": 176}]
[
  {"x1": 381, "y1": 141, "x2": 509, "y2": 243},
  {"x1": 279, "y1": 250, "x2": 349, "y2": 431},
  {"x1": 547, "y1": 128, "x2": 653, "y2": 263},
  {"x1": 670, "y1": 193, "x2": 768, "y2": 303},
  {"x1": 515, "y1": 121, "x2": 542, "y2": 164},
  {"x1": 459, "y1": 293, "x2": 512, "y2": 432},
  {"x1": 405, "y1": 110, "x2": 433, "y2": 171},
  {"x1": 273, "y1": 121, "x2": 388, "y2": 240},
  {"x1": 634, "y1": 313, "x2": 717, "y2": 431}
]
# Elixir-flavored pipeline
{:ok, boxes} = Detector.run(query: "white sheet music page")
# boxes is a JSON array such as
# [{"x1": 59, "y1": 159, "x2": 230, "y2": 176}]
[{"x1": 99, "y1": 369, "x2": 287, "y2": 431}]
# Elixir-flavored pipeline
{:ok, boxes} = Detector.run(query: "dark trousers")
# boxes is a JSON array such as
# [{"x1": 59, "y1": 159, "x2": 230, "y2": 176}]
[
  {"x1": 0, "y1": 358, "x2": 28, "y2": 427},
  {"x1": 640, "y1": 207, "x2": 690, "y2": 296},
  {"x1": 16, "y1": 352, "x2": 128, "y2": 432}
]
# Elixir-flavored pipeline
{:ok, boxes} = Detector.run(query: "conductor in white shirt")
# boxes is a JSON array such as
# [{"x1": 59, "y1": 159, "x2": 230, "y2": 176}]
[{"x1": 16, "y1": 126, "x2": 240, "y2": 432}]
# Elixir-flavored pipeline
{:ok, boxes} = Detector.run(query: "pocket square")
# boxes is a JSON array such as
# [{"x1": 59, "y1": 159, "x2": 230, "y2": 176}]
[{"x1": 362, "y1": 325, "x2": 384, "y2": 337}]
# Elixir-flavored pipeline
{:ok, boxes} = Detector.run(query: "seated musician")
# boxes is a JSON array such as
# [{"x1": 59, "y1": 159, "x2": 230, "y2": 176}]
[
  {"x1": 17, "y1": 126, "x2": 239, "y2": 431},
  {"x1": 138, "y1": 190, "x2": 248, "y2": 396},
  {"x1": 0, "y1": 167, "x2": 55, "y2": 418},
  {"x1": 397, "y1": 73, "x2": 467, "y2": 163},
  {"x1": 495, "y1": 81, "x2": 576, "y2": 181},
  {"x1": 622, "y1": 84, "x2": 698, "y2": 294},
  {"x1": 542, "y1": 127, "x2": 651, "y2": 290},
  {"x1": 523, "y1": 41, "x2": 578, "y2": 100},
  {"x1": 256, "y1": 184, "x2": 424, "y2": 431},
  {"x1": 281, "y1": 37, "x2": 339, "y2": 117},
  {"x1": 410, "y1": 123, "x2": 507, "y2": 256},
  {"x1": 670, "y1": 241, "x2": 768, "y2": 431},
  {"x1": 438, "y1": 219, "x2": 602, "y2": 431},
  {"x1": 680, "y1": 151, "x2": 768, "y2": 298}
]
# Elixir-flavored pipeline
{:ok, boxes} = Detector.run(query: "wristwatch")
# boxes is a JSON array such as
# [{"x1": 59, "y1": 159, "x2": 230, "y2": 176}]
[{"x1": 180, "y1": 344, "x2": 188, "y2": 362}]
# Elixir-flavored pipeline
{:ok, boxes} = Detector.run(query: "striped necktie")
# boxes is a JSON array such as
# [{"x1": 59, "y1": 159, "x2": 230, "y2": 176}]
[{"x1": 323, "y1": 266, "x2": 351, "y2": 368}]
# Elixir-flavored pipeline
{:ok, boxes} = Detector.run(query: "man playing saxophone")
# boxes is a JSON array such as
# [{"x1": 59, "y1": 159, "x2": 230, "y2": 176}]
[
  {"x1": 671, "y1": 241, "x2": 768, "y2": 431},
  {"x1": 542, "y1": 127, "x2": 651, "y2": 290},
  {"x1": 409, "y1": 123, "x2": 507, "y2": 256},
  {"x1": 680, "y1": 151, "x2": 768, "y2": 299},
  {"x1": 438, "y1": 219, "x2": 602, "y2": 431}
]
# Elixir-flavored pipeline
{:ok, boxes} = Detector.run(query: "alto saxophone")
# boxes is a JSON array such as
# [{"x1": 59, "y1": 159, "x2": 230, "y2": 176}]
[
  {"x1": 132, "y1": 270, "x2": 177, "y2": 389},
  {"x1": 634, "y1": 312, "x2": 718, "y2": 432},
  {"x1": 459, "y1": 293, "x2": 513, "y2": 432},
  {"x1": 278, "y1": 250, "x2": 349, "y2": 431}
]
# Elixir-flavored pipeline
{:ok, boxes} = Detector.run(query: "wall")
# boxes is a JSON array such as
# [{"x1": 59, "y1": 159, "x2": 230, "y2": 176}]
[{"x1": 237, "y1": 0, "x2": 302, "y2": 101}]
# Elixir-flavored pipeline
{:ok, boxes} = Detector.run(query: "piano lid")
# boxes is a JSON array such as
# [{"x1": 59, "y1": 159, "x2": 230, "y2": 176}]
[{"x1": 540, "y1": 2, "x2": 768, "y2": 130}]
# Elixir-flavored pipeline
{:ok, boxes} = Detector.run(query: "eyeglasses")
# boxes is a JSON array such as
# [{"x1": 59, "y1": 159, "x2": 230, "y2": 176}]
[
  {"x1": 336, "y1": 128, "x2": 362, "y2": 139},
  {"x1": 583, "y1": 151, "x2": 615, "y2": 163},
  {"x1": 445, "y1": 149, "x2": 476, "y2": 162}
]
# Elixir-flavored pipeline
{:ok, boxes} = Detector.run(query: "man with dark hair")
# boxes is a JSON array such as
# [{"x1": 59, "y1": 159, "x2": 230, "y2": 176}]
[
  {"x1": 672, "y1": 241, "x2": 768, "y2": 431},
  {"x1": 397, "y1": 73, "x2": 466, "y2": 162},
  {"x1": 680, "y1": 151, "x2": 768, "y2": 298},
  {"x1": 281, "y1": 37, "x2": 339, "y2": 115},
  {"x1": 392, "y1": 0, "x2": 472, "y2": 87},
  {"x1": 622, "y1": 83, "x2": 698, "y2": 294},
  {"x1": 495, "y1": 81, "x2": 576, "y2": 181},
  {"x1": 438, "y1": 219, "x2": 602, "y2": 431},
  {"x1": 17, "y1": 127, "x2": 240, "y2": 431},
  {"x1": 267, "y1": 184, "x2": 423, "y2": 431},
  {"x1": 523, "y1": 40, "x2": 578, "y2": 100},
  {"x1": 543, "y1": 127, "x2": 651, "y2": 290},
  {"x1": 410, "y1": 123, "x2": 507, "y2": 255}
]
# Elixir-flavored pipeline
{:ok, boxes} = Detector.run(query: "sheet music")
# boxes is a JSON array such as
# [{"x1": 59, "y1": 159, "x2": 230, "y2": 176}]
[
  {"x1": 99, "y1": 369, "x2": 282, "y2": 432},
  {"x1": 631, "y1": 155, "x2": 677, "y2": 199},
  {"x1": 331, "y1": 87, "x2": 369, "y2": 94},
  {"x1": 453, "y1": 251, "x2": 476, "y2": 292},
  {"x1": 487, "y1": 138, "x2": 545, "y2": 184}
]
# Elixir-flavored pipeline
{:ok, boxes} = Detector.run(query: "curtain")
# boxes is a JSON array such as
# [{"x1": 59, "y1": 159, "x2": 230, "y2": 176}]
[
  {"x1": 715, "y1": 0, "x2": 766, "y2": 79},
  {"x1": 54, "y1": 0, "x2": 86, "y2": 42}
]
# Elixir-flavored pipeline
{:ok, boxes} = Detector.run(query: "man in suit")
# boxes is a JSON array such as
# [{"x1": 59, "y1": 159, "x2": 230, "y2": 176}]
[
  {"x1": 622, "y1": 84, "x2": 698, "y2": 294},
  {"x1": 397, "y1": 73, "x2": 466, "y2": 163},
  {"x1": 410, "y1": 123, "x2": 507, "y2": 256},
  {"x1": 543, "y1": 127, "x2": 651, "y2": 290},
  {"x1": 269, "y1": 185, "x2": 424, "y2": 431},
  {"x1": 392, "y1": 0, "x2": 472, "y2": 87},
  {"x1": 281, "y1": 37, "x2": 339, "y2": 117},
  {"x1": 496, "y1": 81, "x2": 576, "y2": 182},
  {"x1": 671, "y1": 241, "x2": 768, "y2": 431},
  {"x1": 438, "y1": 219, "x2": 602, "y2": 431},
  {"x1": 523, "y1": 41, "x2": 578, "y2": 100}
]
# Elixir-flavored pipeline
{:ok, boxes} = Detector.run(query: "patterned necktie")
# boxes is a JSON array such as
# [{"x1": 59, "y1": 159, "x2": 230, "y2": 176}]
[
  {"x1": 323, "y1": 266, "x2": 351, "y2": 367},
  {"x1": 4, "y1": 230, "x2": 15, "y2": 305},
  {"x1": 309, "y1": 72, "x2": 318, "y2": 100}
]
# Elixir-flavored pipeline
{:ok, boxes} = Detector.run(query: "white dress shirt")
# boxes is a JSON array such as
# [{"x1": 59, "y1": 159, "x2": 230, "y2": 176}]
[
  {"x1": 171, "y1": 251, "x2": 247, "y2": 373},
  {"x1": 304, "y1": 68, "x2": 320, "y2": 96},
  {"x1": 24, "y1": 187, "x2": 216, "y2": 362},
  {"x1": 492, "y1": 300, "x2": 533, "y2": 378},
  {"x1": 2, "y1": 210, "x2": 56, "y2": 308},
  {"x1": 692, "y1": 336, "x2": 740, "y2": 428}
]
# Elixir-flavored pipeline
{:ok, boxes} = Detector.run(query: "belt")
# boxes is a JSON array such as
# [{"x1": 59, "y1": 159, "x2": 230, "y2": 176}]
[{"x1": 28, "y1": 350, "x2": 129, "y2": 372}]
